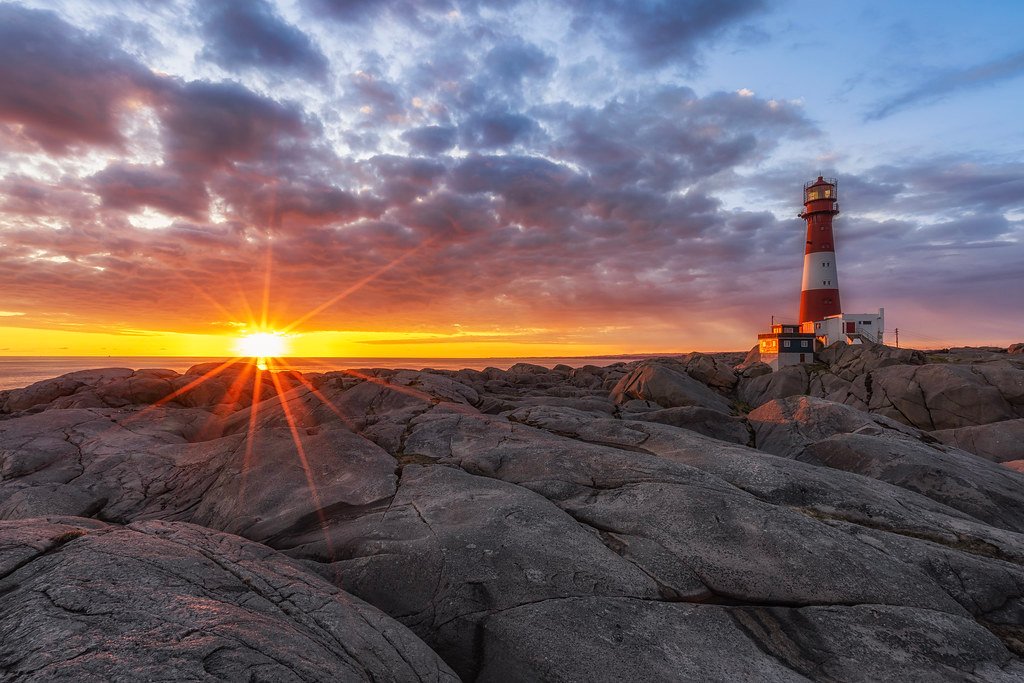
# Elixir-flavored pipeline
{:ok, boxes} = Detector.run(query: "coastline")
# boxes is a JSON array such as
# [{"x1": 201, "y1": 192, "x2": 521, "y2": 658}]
[{"x1": 0, "y1": 353, "x2": 747, "y2": 391}]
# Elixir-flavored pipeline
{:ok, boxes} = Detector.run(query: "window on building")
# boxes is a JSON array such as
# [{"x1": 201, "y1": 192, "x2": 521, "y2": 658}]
[
  {"x1": 783, "y1": 340, "x2": 790, "y2": 348},
  {"x1": 861, "y1": 320, "x2": 872, "y2": 325}
]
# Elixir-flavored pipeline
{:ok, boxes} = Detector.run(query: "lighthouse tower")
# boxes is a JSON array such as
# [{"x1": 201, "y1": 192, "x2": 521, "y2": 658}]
[{"x1": 798, "y1": 176, "x2": 841, "y2": 324}]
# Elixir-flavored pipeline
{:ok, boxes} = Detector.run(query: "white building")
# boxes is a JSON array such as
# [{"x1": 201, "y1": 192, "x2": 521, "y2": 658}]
[{"x1": 801, "y1": 308, "x2": 885, "y2": 347}]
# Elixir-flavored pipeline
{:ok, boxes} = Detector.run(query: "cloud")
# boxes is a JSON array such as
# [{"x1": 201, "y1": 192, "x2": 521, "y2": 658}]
[
  {"x1": 157, "y1": 80, "x2": 312, "y2": 172},
  {"x1": 544, "y1": 87, "x2": 813, "y2": 192},
  {"x1": 89, "y1": 164, "x2": 209, "y2": 219},
  {"x1": 459, "y1": 111, "x2": 540, "y2": 149},
  {"x1": 483, "y1": 40, "x2": 557, "y2": 86},
  {"x1": 572, "y1": 0, "x2": 765, "y2": 70},
  {"x1": 0, "y1": 4, "x2": 155, "y2": 152},
  {"x1": 401, "y1": 126, "x2": 458, "y2": 154},
  {"x1": 867, "y1": 49, "x2": 1024, "y2": 120},
  {"x1": 347, "y1": 69, "x2": 408, "y2": 121},
  {"x1": 198, "y1": 0, "x2": 329, "y2": 80}
]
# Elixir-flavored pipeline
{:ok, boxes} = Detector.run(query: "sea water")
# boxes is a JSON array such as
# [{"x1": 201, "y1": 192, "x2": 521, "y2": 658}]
[{"x1": 0, "y1": 355, "x2": 665, "y2": 390}]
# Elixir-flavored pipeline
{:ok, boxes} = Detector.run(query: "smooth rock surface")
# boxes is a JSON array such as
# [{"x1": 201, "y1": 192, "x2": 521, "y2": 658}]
[
  {"x1": 933, "y1": 419, "x2": 1024, "y2": 463},
  {"x1": 0, "y1": 518, "x2": 457, "y2": 681},
  {"x1": 611, "y1": 359, "x2": 732, "y2": 412},
  {"x1": 1, "y1": 356, "x2": 1023, "y2": 681}
]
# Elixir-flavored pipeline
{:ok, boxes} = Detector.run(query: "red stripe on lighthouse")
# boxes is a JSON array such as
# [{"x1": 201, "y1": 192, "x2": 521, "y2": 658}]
[{"x1": 800, "y1": 287, "x2": 841, "y2": 324}]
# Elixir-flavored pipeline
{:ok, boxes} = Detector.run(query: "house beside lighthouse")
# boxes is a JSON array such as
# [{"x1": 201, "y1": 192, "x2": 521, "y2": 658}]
[{"x1": 758, "y1": 176, "x2": 886, "y2": 371}]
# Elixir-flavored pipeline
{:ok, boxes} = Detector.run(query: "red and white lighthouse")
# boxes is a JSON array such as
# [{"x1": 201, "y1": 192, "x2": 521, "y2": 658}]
[
  {"x1": 756, "y1": 175, "x2": 884, "y2": 368},
  {"x1": 798, "y1": 176, "x2": 841, "y2": 324}
]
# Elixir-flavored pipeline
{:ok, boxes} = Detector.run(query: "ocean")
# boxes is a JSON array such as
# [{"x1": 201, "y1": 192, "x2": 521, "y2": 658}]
[{"x1": 0, "y1": 355, "x2": 672, "y2": 391}]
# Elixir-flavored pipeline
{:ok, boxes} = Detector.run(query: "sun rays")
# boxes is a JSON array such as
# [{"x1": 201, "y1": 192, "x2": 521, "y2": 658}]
[{"x1": 110, "y1": 238, "x2": 432, "y2": 561}]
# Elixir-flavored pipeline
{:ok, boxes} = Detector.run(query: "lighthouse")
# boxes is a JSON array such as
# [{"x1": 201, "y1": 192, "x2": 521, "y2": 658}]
[
  {"x1": 754, "y1": 175, "x2": 886, "y2": 371},
  {"x1": 798, "y1": 176, "x2": 841, "y2": 324}
]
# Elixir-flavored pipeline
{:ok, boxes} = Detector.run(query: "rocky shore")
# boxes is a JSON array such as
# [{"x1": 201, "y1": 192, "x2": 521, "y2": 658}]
[{"x1": 2, "y1": 342, "x2": 1023, "y2": 681}]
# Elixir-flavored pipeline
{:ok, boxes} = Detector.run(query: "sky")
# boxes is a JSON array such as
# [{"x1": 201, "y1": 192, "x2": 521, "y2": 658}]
[{"x1": 1, "y1": 0, "x2": 1022, "y2": 357}]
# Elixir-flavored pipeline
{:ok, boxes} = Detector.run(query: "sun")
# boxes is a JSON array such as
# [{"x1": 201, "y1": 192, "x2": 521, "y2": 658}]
[{"x1": 236, "y1": 332, "x2": 288, "y2": 364}]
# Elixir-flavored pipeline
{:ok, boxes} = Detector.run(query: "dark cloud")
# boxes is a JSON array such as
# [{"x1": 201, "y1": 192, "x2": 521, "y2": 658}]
[
  {"x1": 867, "y1": 49, "x2": 1024, "y2": 120},
  {"x1": 917, "y1": 213, "x2": 1014, "y2": 242},
  {"x1": 449, "y1": 155, "x2": 590, "y2": 223},
  {"x1": 545, "y1": 88, "x2": 813, "y2": 192},
  {"x1": 157, "y1": 80, "x2": 311, "y2": 172},
  {"x1": 483, "y1": 40, "x2": 556, "y2": 86},
  {"x1": 0, "y1": 4, "x2": 155, "y2": 152},
  {"x1": 302, "y1": 0, "x2": 466, "y2": 28},
  {"x1": 89, "y1": 164, "x2": 209, "y2": 219},
  {"x1": 459, "y1": 111, "x2": 540, "y2": 149},
  {"x1": 362, "y1": 155, "x2": 447, "y2": 205},
  {"x1": 867, "y1": 160, "x2": 1024, "y2": 213},
  {"x1": 198, "y1": 0, "x2": 329, "y2": 80},
  {"x1": 302, "y1": 0, "x2": 409, "y2": 24},
  {"x1": 571, "y1": 0, "x2": 765, "y2": 69},
  {"x1": 401, "y1": 125, "x2": 458, "y2": 154},
  {"x1": 222, "y1": 179, "x2": 372, "y2": 232}
]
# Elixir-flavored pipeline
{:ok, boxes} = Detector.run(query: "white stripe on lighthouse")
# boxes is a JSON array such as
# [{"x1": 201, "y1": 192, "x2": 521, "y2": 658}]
[{"x1": 801, "y1": 252, "x2": 839, "y2": 291}]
